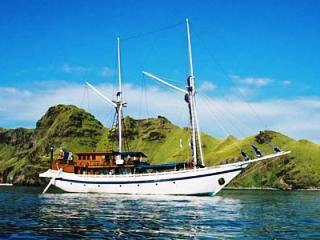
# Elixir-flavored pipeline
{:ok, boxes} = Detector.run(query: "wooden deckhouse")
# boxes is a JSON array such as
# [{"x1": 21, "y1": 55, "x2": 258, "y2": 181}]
[{"x1": 51, "y1": 151, "x2": 147, "y2": 175}]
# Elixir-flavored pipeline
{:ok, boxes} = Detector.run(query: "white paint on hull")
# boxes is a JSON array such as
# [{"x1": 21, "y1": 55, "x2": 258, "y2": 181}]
[
  {"x1": 40, "y1": 165, "x2": 244, "y2": 195},
  {"x1": 39, "y1": 151, "x2": 290, "y2": 195}
]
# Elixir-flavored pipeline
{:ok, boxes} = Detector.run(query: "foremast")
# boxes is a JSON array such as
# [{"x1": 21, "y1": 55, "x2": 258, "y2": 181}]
[
  {"x1": 86, "y1": 37, "x2": 126, "y2": 164},
  {"x1": 115, "y1": 37, "x2": 125, "y2": 163}
]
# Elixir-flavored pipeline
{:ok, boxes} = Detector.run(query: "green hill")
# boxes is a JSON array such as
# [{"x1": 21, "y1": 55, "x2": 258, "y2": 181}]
[{"x1": 0, "y1": 104, "x2": 319, "y2": 189}]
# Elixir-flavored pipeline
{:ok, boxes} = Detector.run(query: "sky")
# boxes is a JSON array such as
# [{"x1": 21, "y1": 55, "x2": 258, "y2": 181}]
[{"x1": 0, "y1": 0, "x2": 319, "y2": 142}]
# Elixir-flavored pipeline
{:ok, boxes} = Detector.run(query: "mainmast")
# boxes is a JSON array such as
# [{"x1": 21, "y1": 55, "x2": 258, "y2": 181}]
[
  {"x1": 186, "y1": 18, "x2": 197, "y2": 168},
  {"x1": 186, "y1": 18, "x2": 204, "y2": 167},
  {"x1": 142, "y1": 18, "x2": 205, "y2": 168}
]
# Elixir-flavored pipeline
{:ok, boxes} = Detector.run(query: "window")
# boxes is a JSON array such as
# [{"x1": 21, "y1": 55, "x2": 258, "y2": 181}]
[{"x1": 92, "y1": 155, "x2": 96, "y2": 160}]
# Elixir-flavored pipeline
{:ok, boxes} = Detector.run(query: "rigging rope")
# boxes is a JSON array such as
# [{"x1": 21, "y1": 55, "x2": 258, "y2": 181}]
[
  {"x1": 122, "y1": 21, "x2": 184, "y2": 41},
  {"x1": 193, "y1": 30, "x2": 270, "y2": 132},
  {"x1": 201, "y1": 95, "x2": 249, "y2": 138},
  {"x1": 198, "y1": 97, "x2": 242, "y2": 151}
]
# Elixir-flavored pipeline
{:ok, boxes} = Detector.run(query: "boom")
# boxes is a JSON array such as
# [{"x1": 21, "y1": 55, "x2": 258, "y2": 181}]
[
  {"x1": 142, "y1": 71, "x2": 187, "y2": 94},
  {"x1": 86, "y1": 82, "x2": 117, "y2": 108}
]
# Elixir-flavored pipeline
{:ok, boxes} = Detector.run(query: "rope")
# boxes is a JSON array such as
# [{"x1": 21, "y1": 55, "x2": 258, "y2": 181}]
[
  {"x1": 110, "y1": 111, "x2": 117, "y2": 151},
  {"x1": 198, "y1": 97, "x2": 242, "y2": 151},
  {"x1": 121, "y1": 109, "x2": 131, "y2": 152},
  {"x1": 201, "y1": 95, "x2": 249, "y2": 138},
  {"x1": 193, "y1": 30, "x2": 270, "y2": 132},
  {"x1": 122, "y1": 21, "x2": 184, "y2": 42}
]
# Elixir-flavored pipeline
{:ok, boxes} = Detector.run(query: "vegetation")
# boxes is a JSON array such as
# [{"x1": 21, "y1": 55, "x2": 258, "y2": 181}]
[{"x1": 0, "y1": 104, "x2": 319, "y2": 189}]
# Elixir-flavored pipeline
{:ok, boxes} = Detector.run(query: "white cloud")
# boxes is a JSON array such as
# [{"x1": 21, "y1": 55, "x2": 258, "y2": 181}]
[
  {"x1": 0, "y1": 87, "x2": 17, "y2": 94},
  {"x1": 198, "y1": 81, "x2": 217, "y2": 93},
  {"x1": 231, "y1": 75, "x2": 273, "y2": 87},
  {"x1": 231, "y1": 87, "x2": 253, "y2": 96},
  {"x1": 62, "y1": 64, "x2": 86, "y2": 74},
  {"x1": 61, "y1": 64, "x2": 114, "y2": 78},
  {"x1": 0, "y1": 87, "x2": 31, "y2": 97},
  {"x1": 0, "y1": 82, "x2": 319, "y2": 143},
  {"x1": 281, "y1": 80, "x2": 291, "y2": 86},
  {"x1": 100, "y1": 66, "x2": 115, "y2": 77}
]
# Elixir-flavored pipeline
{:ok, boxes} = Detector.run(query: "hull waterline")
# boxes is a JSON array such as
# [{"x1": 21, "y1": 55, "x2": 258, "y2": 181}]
[
  {"x1": 40, "y1": 165, "x2": 245, "y2": 196},
  {"x1": 40, "y1": 151, "x2": 290, "y2": 196}
]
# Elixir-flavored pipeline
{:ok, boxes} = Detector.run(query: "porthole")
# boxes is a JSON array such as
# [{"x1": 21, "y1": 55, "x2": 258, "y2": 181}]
[
  {"x1": 98, "y1": 185, "x2": 100, "y2": 187},
  {"x1": 70, "y1": 183, "x2": 72, "y2": 185},
  {"x1": 137, "y1": 184, "x2": 140, "y2": 187},
  {"x1": 155, "y1": 183, "x2": 158, "y2": 186},
  {"x1": 120, "y1": 185, "x2": 122, "y2": 187},
  {"x1": 218, "y1": 178, "x2": 225, "y2": 186},
  {"x1": 173, "y1": 181, "x2": 176, "y2": 184},
  {"x1": 83, "y1": 184, "x2": 86, "y2": 187}
]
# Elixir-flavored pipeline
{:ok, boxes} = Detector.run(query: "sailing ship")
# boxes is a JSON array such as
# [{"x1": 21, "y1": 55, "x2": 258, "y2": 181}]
[{"x1": 39, "y1": 19, "x2": 290, "y2": 195}]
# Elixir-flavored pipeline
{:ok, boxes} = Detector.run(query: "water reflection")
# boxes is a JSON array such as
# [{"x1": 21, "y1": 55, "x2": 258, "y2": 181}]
[{"x1": 0, "y1": 187, "x2": 319, "y2": 239}]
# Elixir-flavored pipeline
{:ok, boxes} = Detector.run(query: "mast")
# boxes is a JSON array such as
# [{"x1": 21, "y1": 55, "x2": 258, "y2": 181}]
[
  {"x1": 117, "y1": 37, "x2": 123, "y2": 155},
  {"x1": 86, "y1": 37, "x2": 125, "y2": 164},
  {"x1": 142, "y1": 19, "x2": 205, "y2": 168},
  {"x1": 186, "y1": 18, "x2": 198, "y2": 168},
  {"x1": 186, "y1": 18, "x2": 204, "y2": 167}
]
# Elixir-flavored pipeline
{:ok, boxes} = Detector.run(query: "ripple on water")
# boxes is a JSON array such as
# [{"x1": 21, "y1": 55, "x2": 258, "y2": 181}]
[{"x1": 0, "y1": 187, "x2": 319, "y2": 239}]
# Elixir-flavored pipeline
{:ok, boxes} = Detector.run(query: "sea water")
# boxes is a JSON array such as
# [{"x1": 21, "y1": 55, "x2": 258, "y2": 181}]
[{"x1": 0, "y1": 187, "x2": 319, "y2": 239}]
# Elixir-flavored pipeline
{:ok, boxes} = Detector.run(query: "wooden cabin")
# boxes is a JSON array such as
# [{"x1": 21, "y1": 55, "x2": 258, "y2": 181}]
[{"x1": 51, "y1": 150, "x2": 147, "y2": 175}]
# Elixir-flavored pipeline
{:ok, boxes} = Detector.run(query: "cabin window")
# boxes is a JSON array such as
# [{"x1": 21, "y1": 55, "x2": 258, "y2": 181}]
[
  {"x1": 116, "y1": 168, "x2": 132, "y2": 175},
  {"x1": 92, "y1": 155, "x2": 96, "y2": 160}
]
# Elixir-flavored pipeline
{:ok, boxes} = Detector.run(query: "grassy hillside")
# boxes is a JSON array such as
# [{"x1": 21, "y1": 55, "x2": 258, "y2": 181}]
[
  {"x1": 0, "y1": 105, "x2": 104, "y2": 184},
  {"x1": 0, "y1": 104, "x2": 319, "y2": 189}
]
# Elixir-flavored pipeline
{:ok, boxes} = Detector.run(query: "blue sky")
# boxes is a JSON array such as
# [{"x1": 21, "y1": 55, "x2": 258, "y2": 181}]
[{"x1": 0, "y1": 0, "x2": 319, "y2": 142}]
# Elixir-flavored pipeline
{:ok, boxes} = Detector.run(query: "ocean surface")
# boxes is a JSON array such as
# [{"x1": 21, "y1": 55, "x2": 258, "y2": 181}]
[{"x1": 0, "y1": 187, "x2": 319, "y2": 239}]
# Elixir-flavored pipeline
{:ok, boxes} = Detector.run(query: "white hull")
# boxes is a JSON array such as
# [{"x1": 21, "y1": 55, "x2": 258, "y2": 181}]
[
  {"x1": 39, "y1": 151, "x2": 290, "y2": 196},
  {"x1": 40, "y1": 165, "x2": 244, "y2": 196}
]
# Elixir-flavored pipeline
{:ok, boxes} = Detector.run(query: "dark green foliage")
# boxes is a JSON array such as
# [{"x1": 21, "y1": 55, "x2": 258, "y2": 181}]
[{"x1": 255, "y1": 131, "x2": 273, "y2": 144}]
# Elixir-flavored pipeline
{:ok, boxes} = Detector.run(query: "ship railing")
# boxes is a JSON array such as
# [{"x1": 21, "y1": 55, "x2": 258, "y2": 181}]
[{"x1": 62, "y1": 151, "x2": 290, "y2": 178}]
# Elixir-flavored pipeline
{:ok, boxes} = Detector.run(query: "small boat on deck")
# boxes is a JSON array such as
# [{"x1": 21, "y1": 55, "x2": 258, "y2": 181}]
[{"x1": 39, "y1": 19, "x2": 290, "y2": 195}]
